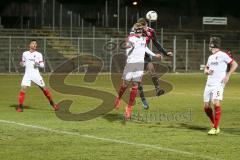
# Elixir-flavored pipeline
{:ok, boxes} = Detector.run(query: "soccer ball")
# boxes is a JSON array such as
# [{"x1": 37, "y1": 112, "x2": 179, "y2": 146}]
[{"x1": 146, "y1": 11, "x2": 158, "y2": 21}]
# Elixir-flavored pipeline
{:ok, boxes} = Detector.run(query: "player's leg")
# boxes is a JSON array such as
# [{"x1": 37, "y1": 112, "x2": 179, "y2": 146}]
[
  {"x1": 203, "y1": 85, "x2": 217, "y2": 135},
  {"x1": 114, "y1": 80, "x2": 129, "y2": 109},
  {"x1": 125, "y1": 81, "x2": 138, "y2": 119},
  {"x1": 207, "y1": 100, "x2": 221, "y2": 135},
  {"x1": 138, "y1": 57, "x2": 150, "y2": 108},
  {"x1": 38, "y1": 86, "x2": 59, "y2": 110},
  {"x1": 17, "y1": 86, "x2": 28, "y2": 112},
  {"x1": 212, "y1": 86, "x2": 223, "y2": 130},
  {"x1": 208, "y1": 86, "x2": 223, "y2": 135},
  {"x1": 138, "y1": 82, "x2": 149, "y2": 109},
  {"x1": 203, "y1": 85, "x2": 215, "y2": 125},
  {"x1": 212, "y1": 100, "x2": 221, "y2": 131},
  {"x1": 33, "y1": 75, "x2": 59, "y2": 111},
  {"x1": 125, "y1": 65, "x2": 143, "y2": 119},
  {"x1": 39, "y1": 85, "x2": 59, "y2": 111},
  {"x1": 17, "y1": 75, "x2": 31, "y2": 112},
  {"x1": 115, "y1": 63, "x2": 132, "y2": 109},
  {"x1": 204, "y1": 102, "x2": 214, "y2": 126},
  {"x1": 147, "y1": 62, "x2": 164, "y2": 96}
]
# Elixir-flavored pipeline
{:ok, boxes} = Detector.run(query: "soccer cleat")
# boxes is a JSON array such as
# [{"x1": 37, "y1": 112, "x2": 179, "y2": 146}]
[
  {"x1": 125, "y1": 105, "x2": 133, "y2": 119},
  {"x1": 156, "y1": 88, "x2": 165, "y2": 96},
  {"x1": 208, "y1": 127, "x2": 220, "y2": 135},
  {"x1": 53, "y1": 104, "x2": 60, "y2": 111},
  {"x1": 16, "y1": 106, "x2": 23, "y2": 112},
  {"x1": 215, "y1": 127, "x2": 220, "y2": 134},
  {"x1": 141, "y1": 98, "x2": 149, "y2": 110},
  {"x1": 114, "y1": 96, "x2": 121, "y2": 109}
]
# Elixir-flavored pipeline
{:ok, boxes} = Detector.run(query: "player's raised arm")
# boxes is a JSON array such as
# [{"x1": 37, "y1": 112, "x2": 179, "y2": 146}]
[{"x1": 151, "y1": 31, "x2": 173, "y2": 57}]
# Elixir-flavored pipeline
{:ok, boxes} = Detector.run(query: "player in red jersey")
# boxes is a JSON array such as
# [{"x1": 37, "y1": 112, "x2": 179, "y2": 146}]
[{"x1": 17, "y1": 39, "x2": 59, "y2": 112}]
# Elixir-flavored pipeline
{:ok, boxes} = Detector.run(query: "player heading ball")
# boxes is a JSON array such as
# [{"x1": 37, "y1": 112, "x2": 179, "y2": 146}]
[{"x1": 114, "y1": 23, "x2": 161, "y2": 119}]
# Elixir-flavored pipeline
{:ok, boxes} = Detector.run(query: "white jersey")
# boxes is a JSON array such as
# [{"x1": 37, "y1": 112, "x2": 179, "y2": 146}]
[
  {"x1": 206, "y1": 50, "x2": 233, "y2": 86},
  {"x1": 126, "y1": 34, "x2": 155, "y2": 63},
  {"x1": 21, "y1": 51, "x2": 44, "y2": 74}
]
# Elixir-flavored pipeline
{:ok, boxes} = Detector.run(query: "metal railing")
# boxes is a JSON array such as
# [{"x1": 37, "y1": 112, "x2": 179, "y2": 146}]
[{"x1": 0, "y1": 36, "x2": 239, "y2": 73}]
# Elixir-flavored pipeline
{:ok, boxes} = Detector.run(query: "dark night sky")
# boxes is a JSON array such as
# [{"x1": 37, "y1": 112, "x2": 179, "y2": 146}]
[{"x1": 0, "y1": 0, "x2": 239, "y2": 17}]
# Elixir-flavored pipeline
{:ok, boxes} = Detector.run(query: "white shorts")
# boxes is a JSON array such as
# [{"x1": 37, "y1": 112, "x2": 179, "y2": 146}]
[
  {"x1": 21, "y1": 73, "x2": 45, "y2": 87},
  {"x1": 203, "y1": 84, "x2": 224, "y2": 102},
  {"x1": 122, "y1": 63, "x2": 144, "y2": 82}
]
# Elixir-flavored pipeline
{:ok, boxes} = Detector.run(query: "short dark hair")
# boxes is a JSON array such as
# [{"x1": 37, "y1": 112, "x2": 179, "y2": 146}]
[
  {"x1": 29, "y1": 39, "x2": 37, "y2": 44},
  {"x1": 209, "y1": 37, "x2": 221, "y2": 48}
]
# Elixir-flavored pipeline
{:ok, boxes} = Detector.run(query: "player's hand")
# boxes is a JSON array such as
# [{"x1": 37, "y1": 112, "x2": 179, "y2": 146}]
[
  {"x1": 34, "y1": 62, "x2": 40, "y2": 68},
  {"x1": 207, "y1": 70, "x2": 214, "y2": 75},
  {"x1": 155, "y1": 54, "x2": 161, "y2": 59},
  {"x1": 222, "y1": 75, "x2": 229, "y2": 84},
  {"x1": 167, "y1": 52, "x2": 173, "y2": 57},
  {"x1": 20, "y1": 61, "x2": 25, "y2": 67}
]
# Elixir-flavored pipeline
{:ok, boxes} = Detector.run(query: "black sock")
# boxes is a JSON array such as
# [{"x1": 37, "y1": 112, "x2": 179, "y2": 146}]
[
  {"x1": 152, "y1": 76, "x2": 160, "y2": 89},
  {"x1": 50, "y1": 100, "x2": 54, "y2": 106},
  {"x1": 138, "y1": 84, "x2": 145, "y2": 100}
]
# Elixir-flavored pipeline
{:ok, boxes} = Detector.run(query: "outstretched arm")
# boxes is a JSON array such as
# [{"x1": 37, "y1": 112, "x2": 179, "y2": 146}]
[
  {"x1": 145, "y1": 47, "x2": 161, "y2": 59},
  {"x1": 152, "y1": 31, "x2": 173, "y2": 56}
]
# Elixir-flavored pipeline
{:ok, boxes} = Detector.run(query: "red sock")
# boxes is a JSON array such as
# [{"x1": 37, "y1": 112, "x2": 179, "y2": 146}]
[
  {"x1": 43, "y1": 88, "x2": 54, "y2": 106},
  {"x1": 214, "y1": 105, "x2": 221, "y2": 129},
  {"x1": 18, "y1": 91, "x2": 25, "y2": 106},
  {"x1": 118, "y1": 85, "x2": 127, "y2": 98},
  {"x1": 204, "y1": 107, "x2": 215, "y2": 124},
  {"x1": 128, "y1": 85, "x2": 138, "y2": 106}
]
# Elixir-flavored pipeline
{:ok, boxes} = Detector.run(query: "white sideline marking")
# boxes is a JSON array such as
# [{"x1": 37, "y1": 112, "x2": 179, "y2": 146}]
[
  {"x1": 0, "y1": 119, "x2": 220, "y2": 160},
  {"x1": 172, "y1": 92, "x2": 240, "y2": 100}
]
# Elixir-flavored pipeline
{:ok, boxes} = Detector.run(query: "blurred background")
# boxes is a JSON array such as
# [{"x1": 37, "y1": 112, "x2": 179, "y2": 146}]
[{"x1": 0, "y1": 0, "x2": 239, "y2": 73}]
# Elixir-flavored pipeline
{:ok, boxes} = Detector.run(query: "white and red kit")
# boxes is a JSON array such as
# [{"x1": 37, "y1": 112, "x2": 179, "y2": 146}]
[
  {"x1": 21, "y1": 51, "x2": 45, "y2": 87},
  {"x1": 123, "y1": 34, "x2": 156, "y2": 82},
  {"x1": 204, "y1": 50, "x2": 233, "y2": 102}
]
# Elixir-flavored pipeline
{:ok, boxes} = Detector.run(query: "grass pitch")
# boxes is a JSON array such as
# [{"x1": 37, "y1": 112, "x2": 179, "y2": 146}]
[{"x1": 0, "y1": 73, "x2": 239, "y2": 160}]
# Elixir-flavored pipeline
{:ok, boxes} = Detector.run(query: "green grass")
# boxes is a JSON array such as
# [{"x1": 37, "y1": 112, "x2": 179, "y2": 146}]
[{"x1": 0, "y1": 73, "x2": 240, "y2": 160}]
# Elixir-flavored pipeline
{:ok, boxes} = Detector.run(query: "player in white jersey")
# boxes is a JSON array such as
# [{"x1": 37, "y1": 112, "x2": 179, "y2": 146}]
[
  {"x1": 203, "y1": 37, "x2": 238, "y2": 135},
  {"x1": 114, "y1": 23, "x2": 161, "y2": 119},
  {"x1": 17, "y1": 39, "x2": 59, "y2": 112}
]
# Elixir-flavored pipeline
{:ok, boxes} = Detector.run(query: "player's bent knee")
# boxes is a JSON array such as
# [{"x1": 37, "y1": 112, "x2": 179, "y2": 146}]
[
  {"x1": 204, "y1": 102, "x2": 211, "y2": 108},
  {"x1": 122, "y1": 80, "x2": 129, "y2": 87},
  {"x1": 132, "y1": 81, "x2": 139, "y2": 87},
  {"x1": 21, "y1": 86, "x2": 28, "y2": 92},
  {"x1": 212, "y1": 100, "x2": 221, "y2": 106},
  {"x1": 39, "y1": 86, "x2": 47, "y2": 91}
]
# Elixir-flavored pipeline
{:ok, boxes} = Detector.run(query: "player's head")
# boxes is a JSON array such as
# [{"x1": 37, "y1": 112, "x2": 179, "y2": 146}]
[
  {"x1": 133, "y1": 23, "x2": 144, "y2": 35},
  {"x1": 29, "y1": 39, "x2": 37, "y2": 51},
  {"x1": 209, "y1": 37, "x2": 221, "y2": 51},
  {"x1": 137, "y1": 18, "x2": 148, "y2": 26},
  {"x1": 137, "y1": 18, "x2": 149, "y2": 33}
]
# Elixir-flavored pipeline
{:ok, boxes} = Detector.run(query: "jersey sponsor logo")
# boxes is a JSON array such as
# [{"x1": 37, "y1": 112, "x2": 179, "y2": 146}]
[
  {"x1": 28, "y1": 58, "x2": 35, "y2": 62},
  {"x1": 210, "y1": 61, "x2": 219, "y2": 66}
]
